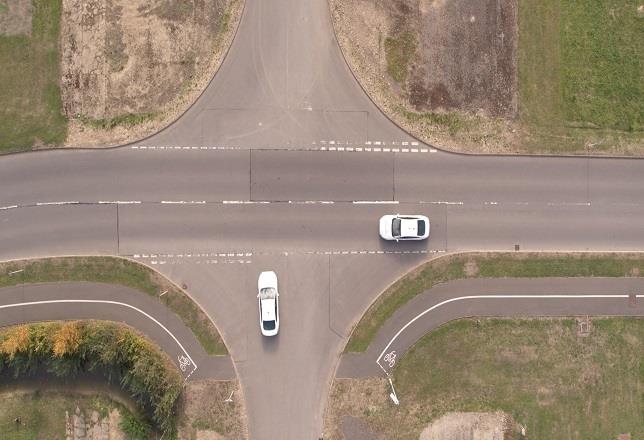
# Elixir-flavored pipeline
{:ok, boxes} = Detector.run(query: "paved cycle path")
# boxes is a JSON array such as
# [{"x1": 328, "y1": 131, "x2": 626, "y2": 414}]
[
  {"x1": 0, "y1": 282, "x2": 235, "y2": 381},
  {"x1": 338, "y1": 277, "x2": 644, "y2": 378}
]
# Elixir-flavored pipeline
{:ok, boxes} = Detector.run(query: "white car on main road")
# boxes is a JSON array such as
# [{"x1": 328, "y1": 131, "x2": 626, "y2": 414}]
[
  {"x1": 257, "y1": 271, "x2": 279, "y2": 336},
  {"x1": 379, "y1": 214, "x2": 430, "y2": 241}
]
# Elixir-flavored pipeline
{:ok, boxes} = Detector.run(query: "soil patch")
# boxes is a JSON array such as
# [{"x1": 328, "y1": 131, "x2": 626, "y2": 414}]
[
  {"x1": 419, "y1": 412, "x2": 514, "y2": 440},
  {"x1": 61, "y1": 0, "x2": 243, "y2": 147},
  {"x1": 0, "y1": 0, "x2": 32, "y2": 36},
  {"x1": 178, "y1": 379, "x2": 248, "y2": 439},
  {"x1": 330, "y1": 0, "x2": 518, "y2": 153}
]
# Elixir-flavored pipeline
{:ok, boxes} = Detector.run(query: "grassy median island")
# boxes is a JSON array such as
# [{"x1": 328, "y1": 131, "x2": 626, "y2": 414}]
[
  {"x1": 346, "y1": 253, "x2": 644, "y2": 353},
  {"x1": 0, "y1": 257, "x2": 227, "y2": 355},
  {"x1": 0, "y1": 0, "x2": 67, "y2": 152},
  {"x1": 328, "y1": 317, "x2": 644, "y2": 439}
]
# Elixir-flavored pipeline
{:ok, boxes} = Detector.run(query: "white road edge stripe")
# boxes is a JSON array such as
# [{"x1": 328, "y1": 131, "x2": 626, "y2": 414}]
[{"x1": 0, "y1": 299, "x2": 198, "y2": 378}]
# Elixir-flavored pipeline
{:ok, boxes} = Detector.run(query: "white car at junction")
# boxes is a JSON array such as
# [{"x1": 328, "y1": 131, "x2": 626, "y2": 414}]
[
  {"x1": 257, "y1": 271, "x2": 280, "y2": 336},
  {"x1": 379, "y1": 214, "x2": 430, "y2": 241}
]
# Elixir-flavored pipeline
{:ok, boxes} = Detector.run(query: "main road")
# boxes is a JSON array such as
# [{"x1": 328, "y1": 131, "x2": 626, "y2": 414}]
[{"x1": 1, "y1": 0, "x2": 643, "y2": 438}]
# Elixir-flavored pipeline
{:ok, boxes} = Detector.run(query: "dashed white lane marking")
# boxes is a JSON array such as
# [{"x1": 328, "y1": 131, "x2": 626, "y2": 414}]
[
  {"x1": 0, "y1": 299, "x2": 198, "y2": 380},
  {"x1": 1, "y1": 200, "x2": 607, "y2": 211},
  {"x1": 353, "y1": 200, "x2": 399, "y2": 204},
  {"x1": 419, "y1": 201, "x2": 464, "y2": 205},
  {"x1": 222, "y1": 200, "x2": 270, "y2": 205},
  {"x1": 98, "y1": 200, "x2": 141, "y2": 205},
  {"x1": 376, "y1": 293, "x2": 644, "y2": 372},
  {"x1": 35, "y1": 201, "x2": 79, "y2": 206},
  {"x1": 131, "y1": 141, "x2": 437, "y2": 154},
  {"x1": 161, "y1": 200, "x2": 206, "y2": 205},
  {"x1": 132, "y1": 249, "x2": 443, "y2": 261}
]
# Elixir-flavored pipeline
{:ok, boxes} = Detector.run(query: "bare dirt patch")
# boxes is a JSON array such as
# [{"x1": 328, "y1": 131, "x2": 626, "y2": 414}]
[
  {"x1": 323, "y1": 377, "x2": 389, "y2": 440},
  {"x1": 61, "y1": 0, "x2": 243, "y2": 147},
  {"x1": 330, "y1": 0, "x2": 518, "y2": 153},
  {"x1": 0, "y1": 0, "x2": 32, "y2": 36},
  {"x1": 178, "y1": 379, "x2": 248, "y2": 439},
  {"x1": 419, "y1": 412, "x2": 515, "y2": 440}
]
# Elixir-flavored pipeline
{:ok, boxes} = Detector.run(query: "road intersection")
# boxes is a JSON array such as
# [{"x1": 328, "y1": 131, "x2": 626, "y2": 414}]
[{"x1": 1, "y1": 0, "x2": 644, "y2": 438}]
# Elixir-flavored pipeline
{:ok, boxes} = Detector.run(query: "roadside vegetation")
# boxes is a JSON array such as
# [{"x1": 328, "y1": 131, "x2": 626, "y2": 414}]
[
  {"x1": 346, "y1": 252, "x2": 644, "y2": 352},
  {"x1": 0, "y1": 257, "x2": 227, "y2": 355},
  {"x1": 0, "y1": 0, "x2": 67, "y2": 152},
  {"x1": 332, "y1": 0, "x2": 643, "y2": 154},
  {"x1": 0, "y1": 391, "x2": 145, "y2": 439},
  {"x1": 519, "y1": 0, "x2": 644, "y2": 154},
  {"x1": 328, "y1": 317, "x2": 643, "y2": 439},
  {"x1": 0, "y1": 320, "x2": 182, "y2": 435}
]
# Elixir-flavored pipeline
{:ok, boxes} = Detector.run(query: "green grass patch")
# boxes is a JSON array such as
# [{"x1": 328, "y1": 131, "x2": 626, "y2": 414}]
[
  {"x1": 0, "y1": 257, "x2": 227, "y2": 355},
  {"x1": 384, "y1": 31, "x2": 417, "y2": 85},
  {"x1": 518, "y1": 0, "x2": 643, "y2": 153},
  {"x1": 79, "y1": 112, "x2": 156, "y2": 130},
  {"x1": 345, "y1": 252, "x2": 644, "y2": 352},
  {"x1": 0, "y1": 391, "x2": 149, "y2": 440},
  {"x1": 0, "y1": 0, "x2": 67, "y2": 152},
  {"x1": 401, "y1": 107, "x2": 475, "y2": 137},
  {"x1": 377, "y1": 317, "x2": 643, "y2": 439}
]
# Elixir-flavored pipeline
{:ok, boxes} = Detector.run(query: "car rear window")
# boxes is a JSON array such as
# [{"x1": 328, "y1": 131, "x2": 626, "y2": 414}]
[{"x1": 417, "y1": 220, "x2": 425, "y2": 236}]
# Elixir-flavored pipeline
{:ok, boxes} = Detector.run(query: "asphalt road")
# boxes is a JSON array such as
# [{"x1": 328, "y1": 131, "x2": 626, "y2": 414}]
[{"x1": 1, "y1": 0, "x2": 644, "y2": 438}]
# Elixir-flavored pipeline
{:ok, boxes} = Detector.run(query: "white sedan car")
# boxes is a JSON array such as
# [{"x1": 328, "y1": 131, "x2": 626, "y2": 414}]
[
  {"x1": 379, "y1": 214, "x2": 430, "y2": 241},
  {"x1": 257, "y1": 271, "x2": 279, "y2": 336}
]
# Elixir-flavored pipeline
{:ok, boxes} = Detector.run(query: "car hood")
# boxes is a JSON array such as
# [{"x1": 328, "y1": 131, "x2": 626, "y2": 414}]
[
  {"x1": 379, "y1": 215, "x2": 394, "y2": 239},
  {"x1": 258, "y1": 271, "x2": 278, "y2": 290}
]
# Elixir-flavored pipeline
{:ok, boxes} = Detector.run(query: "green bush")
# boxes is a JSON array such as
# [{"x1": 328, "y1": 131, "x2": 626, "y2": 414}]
[{"x1": 0, "y1": 321, "x2": 182, "y2": 436}]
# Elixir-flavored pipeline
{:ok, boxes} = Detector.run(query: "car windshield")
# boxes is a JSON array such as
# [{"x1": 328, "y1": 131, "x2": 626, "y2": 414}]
[
  {"x1": 263, "y1": 320, "x2": 276, "y2": 330},
  {"x1": 259, "y1": 287, "x2": 277, "y2": 299},
  {"x1": 392, "y1": 218, "x2": 401, "y2": 237},
  {"x1": 417, "y1": 220, "x2": 425, "y2": 236}
]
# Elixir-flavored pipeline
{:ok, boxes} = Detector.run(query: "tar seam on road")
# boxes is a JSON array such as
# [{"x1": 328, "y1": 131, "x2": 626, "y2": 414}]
[
  {"x1": 328, "y1": 254, "x2": 343, "y2": 339},
  {"x1": 116, "y1": 204, "x2": 120, "y2": 255},
  {"x1": 248, "y1": 149, "x2": 253, "y2": 201},
  {"x1": 392, "y1": 152, "x2": 396, "y2": 202}
]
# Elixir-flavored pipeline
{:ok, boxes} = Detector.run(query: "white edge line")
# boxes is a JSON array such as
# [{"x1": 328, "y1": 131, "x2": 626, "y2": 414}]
[
  {"x1": 0, "y1": 299, "x2": 198, "y2": 376},
  {"x1": 0, "y1": 205, "x2": 19, "y2": 210},
  {"x1": 376, "y1": 294, "x2": 642, "y2": 368}
]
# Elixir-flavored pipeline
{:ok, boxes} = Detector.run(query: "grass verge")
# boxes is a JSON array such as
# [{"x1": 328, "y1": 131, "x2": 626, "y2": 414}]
[
  {"x1": 0, "y1": 257, "x2": 227, "y2": 355},
  {"x1": 345, "y1": 252, "x2": 644, "y2": 353},
  {"x1": 518, "y1": 0, "x2": 643, "y2": 154},
  {"x1": 0, "y1": 0, "x2": 67, "y2": 152},
  {"x1": 329, "y1": 317, "x2": 643, "y2": 439}
]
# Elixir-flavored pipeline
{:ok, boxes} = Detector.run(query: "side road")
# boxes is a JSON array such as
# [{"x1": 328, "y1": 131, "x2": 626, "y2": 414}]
[
  {"x1": 338, "y1": 278, "x2": 644, "y2": 378},
  {"x1": 0, "y1": 282, "x2": 235, "y2": 381}
]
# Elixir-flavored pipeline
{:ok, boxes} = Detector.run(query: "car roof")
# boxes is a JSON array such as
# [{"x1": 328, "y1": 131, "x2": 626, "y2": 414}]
[{"x1": 261, "y1": 298, "x2": 277, "y2": 321}]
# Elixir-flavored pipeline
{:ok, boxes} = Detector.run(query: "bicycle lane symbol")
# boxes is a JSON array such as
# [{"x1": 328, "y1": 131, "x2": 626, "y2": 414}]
[{"x1": 383, "y1": 350, "x2": 397, "y2": 368}]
